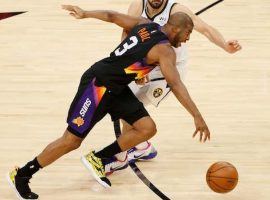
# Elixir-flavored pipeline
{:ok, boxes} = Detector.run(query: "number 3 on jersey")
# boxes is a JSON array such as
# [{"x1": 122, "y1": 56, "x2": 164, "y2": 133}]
[{"x1": 115, "y1": 36, "x2": 138, "y2": 56}]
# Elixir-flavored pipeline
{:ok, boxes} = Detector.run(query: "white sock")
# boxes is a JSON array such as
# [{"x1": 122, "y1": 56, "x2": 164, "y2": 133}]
[
  {"x1": 115, "y1": 151, "x2": 127, "y2": 161},
  {"x1": 135, "y1": 141, "x2": 149, "y2": 150}
]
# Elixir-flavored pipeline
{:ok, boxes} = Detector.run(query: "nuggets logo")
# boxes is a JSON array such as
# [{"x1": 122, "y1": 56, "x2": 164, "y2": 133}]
[
  {"x1": 72, "y1": 117, "x2": 85, "y2": 127},
  {"x1": 153, "y1": 88, "x2": 163, "y2": 98}
]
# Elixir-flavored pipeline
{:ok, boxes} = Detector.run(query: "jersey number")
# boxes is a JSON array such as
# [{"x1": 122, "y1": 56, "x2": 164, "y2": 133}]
[{"x1": 115, "y1": 36, "x2": 138, "y2": 56}]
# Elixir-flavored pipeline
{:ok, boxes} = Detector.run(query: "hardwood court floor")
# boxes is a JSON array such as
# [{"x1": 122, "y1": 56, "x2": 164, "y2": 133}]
[{"x1": 0, "y1": 0, "x2": 269, "y2": 199}]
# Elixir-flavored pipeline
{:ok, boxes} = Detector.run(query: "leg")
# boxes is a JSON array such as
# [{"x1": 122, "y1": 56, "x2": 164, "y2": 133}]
[
  {"x1": 103, "y1": 80, "x2": 170, "y2": 175},
  {"x1": 104, "y1": 118, "x2": 157, "y2": 176},
  {"x1": 88, "y1": 116, "x2": 156, "y2": 178},
  {"x1": 127, "y1": 79, "x2": 168, "y2": 159},
  {"x1": 7, "y1": 129, "x2": 83, "y2": 200},
  {"x1": 83, "y1": 87, "x2": 155, "y2": 184},
  {"x1": 37, "y1": 129, "x2": 83, "y2": 167},
  {"x1": 117, "y1": 116, "x2": 157, "y2": 151},
  {"x1": 121, "y1": 118, "x2": 134, "y2": 135},
  {"x1": 95, "y1": 86, "x2": 156, "y2": 157},
  {"x1": 7, "y1": 69, "x2": 110, "y2": 198}
]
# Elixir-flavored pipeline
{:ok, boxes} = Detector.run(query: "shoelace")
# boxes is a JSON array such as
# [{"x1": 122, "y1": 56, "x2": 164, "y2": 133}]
[{"x1": 90, "y1": 153, "x2": 106, "y2": 175}]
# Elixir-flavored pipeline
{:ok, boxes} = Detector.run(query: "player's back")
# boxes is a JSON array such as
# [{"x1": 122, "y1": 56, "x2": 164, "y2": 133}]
[{"x1": 91, "y1": 22, "x2": 168, "y2": 94}]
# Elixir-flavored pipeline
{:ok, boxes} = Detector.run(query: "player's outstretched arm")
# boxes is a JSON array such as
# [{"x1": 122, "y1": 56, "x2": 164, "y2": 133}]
[
  {"x1": 62, "y1": 5, "x2": 147, "y2": 32},
  {"x1": 172, "y1": 4, "x2": 242, "y2": 53},
  {"x1": 156, "y1": 44, "x2": 210, "y2": 142}
]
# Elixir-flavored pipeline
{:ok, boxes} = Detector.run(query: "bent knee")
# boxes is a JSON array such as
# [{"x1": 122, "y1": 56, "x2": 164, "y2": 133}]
[
  {"x1": 146, "y1": 123, "x2": 157, "y2": 138},
  {"x1": 138, "y1": 120, "x2": 157, "y2": 139},
  {"x1": 62, "y1": 130, "x2": 83, "y2": 150}
]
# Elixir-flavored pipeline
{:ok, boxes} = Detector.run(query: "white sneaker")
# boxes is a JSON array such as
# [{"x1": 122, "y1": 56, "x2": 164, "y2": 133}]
[
  {"x1": 128, "y1": 141, "x2": 157, "y2": 163},
  {"x1": 103, "y1": 154, "x2": 128, "y2": 176}
]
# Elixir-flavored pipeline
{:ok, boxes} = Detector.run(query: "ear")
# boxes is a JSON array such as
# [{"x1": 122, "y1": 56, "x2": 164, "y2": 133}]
[{"x1": 172, "y1": 26, "x2": 180, "y2": 34}]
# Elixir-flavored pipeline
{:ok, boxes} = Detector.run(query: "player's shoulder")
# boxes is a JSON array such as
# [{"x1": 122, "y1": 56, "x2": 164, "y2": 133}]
[
  {"x1": 156, "y1": 43, "x2": 176, "y2": 58},
  {"x1": 128, "y1": 0, "x2": 144, "y2": 16}
]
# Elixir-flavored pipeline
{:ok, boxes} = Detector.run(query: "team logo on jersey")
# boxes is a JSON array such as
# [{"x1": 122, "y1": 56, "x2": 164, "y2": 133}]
[
  {"x1": 72, "y1": 98, "x2": 92, "y2": 127},
  {"x1": 72, "y1": 117, "x2": 85, "y2": 127},
  {"x1": 159, "y1": 16, "x2": 167, "y2": 21},
  {"x1": 153, "y1": 88, "x2": 163, "y2": 98}
]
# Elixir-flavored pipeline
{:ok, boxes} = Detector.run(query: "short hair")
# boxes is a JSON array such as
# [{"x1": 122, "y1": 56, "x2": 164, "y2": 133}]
[{"x1": 168, "y1": 12, "x2": 194, "y2": 29}]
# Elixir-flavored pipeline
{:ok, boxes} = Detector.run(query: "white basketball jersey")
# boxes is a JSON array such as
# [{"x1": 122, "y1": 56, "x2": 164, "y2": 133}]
[
  {"x1": 141, "y1": 0, "x2": 175, "y2": 26},
  {"x1": 141, "y1": 0, "x2": 188, "y2": 80}
]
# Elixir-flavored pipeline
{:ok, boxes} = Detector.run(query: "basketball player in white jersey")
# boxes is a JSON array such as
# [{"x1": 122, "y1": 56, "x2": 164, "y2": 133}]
[{"x1": 82, "y1": 0, "x2": 242, "y2": 175}]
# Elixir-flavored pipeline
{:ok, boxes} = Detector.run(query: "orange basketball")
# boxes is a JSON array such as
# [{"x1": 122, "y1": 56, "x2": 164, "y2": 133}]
[{"x1": 206, "y1": 161, "x2": 238, "y2": 193}]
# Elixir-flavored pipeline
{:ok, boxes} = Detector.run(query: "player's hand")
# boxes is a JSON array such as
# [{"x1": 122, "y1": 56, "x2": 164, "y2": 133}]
[
  {"x1": 62, "y1": 5, "x2": 85, "y2": 19},
  {"x1": 224, "y1": 40, "x2": 242, "y2": 54},
  {"x1": 135, "y1": 75, "x2": 149, "y2": 85},
  {"x1": 192, "y1": 114, "x2": 210, "y2": 142}
]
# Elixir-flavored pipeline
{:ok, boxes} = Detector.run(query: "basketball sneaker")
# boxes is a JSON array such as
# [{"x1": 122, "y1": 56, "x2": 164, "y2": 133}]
[
  {"x1": 128, "y1": 141, "x2": 157, "y2": 163},
  {"x1": 81, "y1": 151, "x2": 111, "y2": 188},
  {"x1": 6, "y1": 167, "x2": 39, "y2": 200},
  {"x1": 104, "y1": 154, "x2": 128, "y2": 176}
]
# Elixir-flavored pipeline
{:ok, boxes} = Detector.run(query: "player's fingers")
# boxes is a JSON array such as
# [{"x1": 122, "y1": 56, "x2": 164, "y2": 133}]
[
  {"x1": 193, "y1": 129, "x2": 198, "y2": 138},
  {"x1": 203, "y1": 132, "x2": 207, "y2": 142},
  {"x1": 233, "y1": 43, "x2": 240, "y2": 48},
  {"x1": 141, "y1": 78, "x2": 146, "y2": 84},
  {"x1": 62, "y1": 5, "x2": 73, "y2": 11},
  {"x1": 205, "y1": 129, "x2": 210, "y2": 141},
  {"x1": 135, "y1": 79, "x2": 144, "y2": 85},
  {"x1": 236, "y1": 44, "x2": 242, "y2": 50},
  {"x1": 200, "y1": 131, "x2": 203, "y2": 142},
  {"x1": 203, "y1": 131, "x2": 210, "y2": 142},
  {"x1": 228, "y1": 41, "x2": 235, "y2": 45},
  {"x1": 74, "y1": 7, "x2": 82, "y2": 14},
  {"x1": 61, "y1": 5, "x2": 68, "y2": 10},
  {"x1": 69, "y1": 12, "x2": 78, "y2": 18}
]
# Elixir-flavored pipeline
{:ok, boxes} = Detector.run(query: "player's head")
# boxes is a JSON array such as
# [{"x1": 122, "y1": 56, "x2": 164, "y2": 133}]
[
  {"x1": 166, "y1": 12, "x2": 194, "y2": 47},
  {"x1": 147, "y1": 0, "x2": 164, "y2": 9}
]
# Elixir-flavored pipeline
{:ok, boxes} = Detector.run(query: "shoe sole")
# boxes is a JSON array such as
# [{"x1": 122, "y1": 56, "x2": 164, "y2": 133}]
[
  {"x1": 6, "y1": 172, "x2": 37, "y2": 200},
  {"x1": 80, "y1": 156, "x2": 111, "y2": 188}
]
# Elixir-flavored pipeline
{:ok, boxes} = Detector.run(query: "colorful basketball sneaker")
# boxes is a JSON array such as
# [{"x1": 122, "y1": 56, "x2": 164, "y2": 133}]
[
  {"x1": 128, "y1": 141, "x2": 157, "y2": 163},
  {"x1": 81, "y1": 151, "x2": 111, "y2": 188},
  {"x1": 6, "y1": 167, "x2": 39, "y2": 200},
  {"x1": 103, "y1": 142, "x2": 157, "y2": 175},
  {"x1": 104, "y1": 154, "x2": 128, "y2": 176}
]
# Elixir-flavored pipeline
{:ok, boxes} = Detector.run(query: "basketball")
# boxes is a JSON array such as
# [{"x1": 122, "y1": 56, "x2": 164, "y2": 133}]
[{"x1": 206, "y1": 162, "x2": 238, "y2": 193}]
